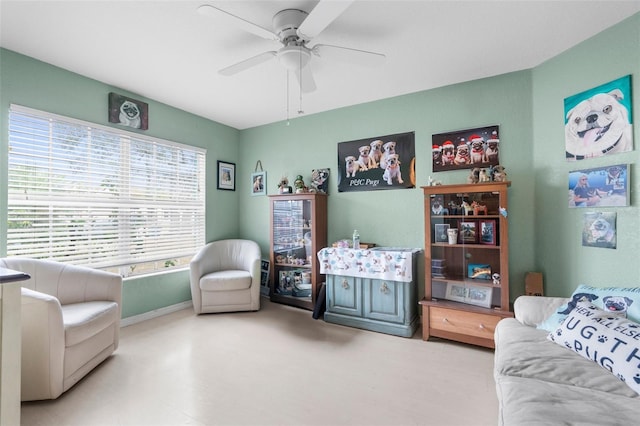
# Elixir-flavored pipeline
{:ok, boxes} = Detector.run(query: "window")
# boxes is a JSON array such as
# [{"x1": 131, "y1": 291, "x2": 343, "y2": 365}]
[{"x1": 7, "y1": 105, "x2": 206, "y2": 277}]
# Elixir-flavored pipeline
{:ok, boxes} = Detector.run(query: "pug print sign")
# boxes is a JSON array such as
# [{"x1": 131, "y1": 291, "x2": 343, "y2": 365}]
[
  {"x1": 337, "y1": 131, "x2": 416, "y2": 192},
  {"x1": 565, "y1": 75, "x2": 633, "y2": 161},
  {"x1": 108, "y1": 92, "x2": 149, "y2": 130}
]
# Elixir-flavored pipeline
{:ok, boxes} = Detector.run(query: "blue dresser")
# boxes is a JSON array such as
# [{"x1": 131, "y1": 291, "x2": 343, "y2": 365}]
[{"x1": 318, "y1": 247, "x2": 421, "y2": 337}]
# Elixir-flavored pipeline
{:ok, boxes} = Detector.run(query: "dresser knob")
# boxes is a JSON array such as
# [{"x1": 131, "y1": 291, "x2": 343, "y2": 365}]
[
  {"x1": 380, "y1": 282, "x2": 389, "y2": 294},
  {"x1": 442, "y1": 318, "x2": 450, "y2": 324},
  {"x1": 342, "y1": 279, "x2": 349, "y2": 289},
  {"x1": 479, "y1": 323, "x2": 486, "y2": 330}
]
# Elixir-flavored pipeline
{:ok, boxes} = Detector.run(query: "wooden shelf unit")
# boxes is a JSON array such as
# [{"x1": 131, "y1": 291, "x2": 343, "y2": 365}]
[{"x1": 420, "y1": 181, "x2": 513, "y2": 348}]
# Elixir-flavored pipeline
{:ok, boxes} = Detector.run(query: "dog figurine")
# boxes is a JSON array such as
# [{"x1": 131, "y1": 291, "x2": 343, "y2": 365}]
[
  {"x1": 345, "y1": 156, "x2": 360, "y2": 177},
  {"x1": 379, "y1": 141, "x2": 397, "y2": 169},
  {"x1": 467, "y1": 168, "x2": 481, "y2": 184},
  {"x1": 369, "y1": 140, "x2": 383, "y2": 169},
  {"x1": 478, "y1": 169, "x2": 490, "y2": 182},
  {"x1": 382, "y1": 154, "x2": 403, "y2": 185},
  {"x1": 357, "y1": 145, "x2": 375, "y2": 171},
  {"x1": 492, "y1": 165, "x2": 508, "y2": 182},
  {"x1": 565, "y1": 89, "x2": 632, "y2": 160},
  {"x1": 602, "y1": 296, "x2": 633, "y2": 317},
  {"x1": 309, "y1": 168, "x2": 329, "y2": 193},
  {"x1": 119, "y1": 100, "x2": 141, "y2": 129}
]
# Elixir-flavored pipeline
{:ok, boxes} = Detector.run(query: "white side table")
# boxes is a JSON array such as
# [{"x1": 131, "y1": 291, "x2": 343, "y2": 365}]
[{"x1": 1, "y1": 267, "x2": 30, "y2": 426}]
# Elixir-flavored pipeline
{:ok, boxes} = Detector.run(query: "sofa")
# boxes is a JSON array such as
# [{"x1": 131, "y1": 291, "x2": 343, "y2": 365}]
[
  {"x1": 0, "y1": 257, "x2": 122, "y2": 401},
  {"x1": 494, "y1": 295, "x2": 640, "y2": 425}
]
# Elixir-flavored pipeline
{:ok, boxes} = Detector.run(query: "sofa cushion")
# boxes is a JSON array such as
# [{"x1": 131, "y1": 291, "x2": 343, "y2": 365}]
[
  {"x1": 62, "y1": 301, "x2": 119, "y2": 347},
  {"x1": 548, "y1": 301, "x2": 640, "y2": 395},
  {"x1": 495, "y1": 317, "x2": 638, "y2": 398},
  {"x1": 496, "y1": 375, "x2": 640, "y2": 426},
  {"x1": 200, "y1": 270, "x2": 252, "y2": 291},
  {"x1": 538, "y1": 285, "x2": 640, "y2": 332}
]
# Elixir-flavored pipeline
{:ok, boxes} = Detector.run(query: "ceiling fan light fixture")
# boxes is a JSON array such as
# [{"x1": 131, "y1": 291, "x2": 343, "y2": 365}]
[{"x1": 278, "y1": 45, "x2": 311, "y2": 71}]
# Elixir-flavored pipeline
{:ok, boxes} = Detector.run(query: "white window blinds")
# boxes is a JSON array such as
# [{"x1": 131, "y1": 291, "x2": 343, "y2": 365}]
[{"x1": 7, "y1": 104, "x2": 206, "y2": 275}]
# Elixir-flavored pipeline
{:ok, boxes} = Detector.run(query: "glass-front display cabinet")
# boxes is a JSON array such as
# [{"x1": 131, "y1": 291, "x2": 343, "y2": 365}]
[
  {"x1": 420, "y1": 182, "x2": 513, "y2": 348},
  {"x1": 269, "y1": 193, "x2": 327, "y2": 310}
]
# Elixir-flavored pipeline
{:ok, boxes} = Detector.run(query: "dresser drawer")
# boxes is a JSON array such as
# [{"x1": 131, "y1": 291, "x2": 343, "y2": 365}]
[{"x1": 429, "y1": 307, "x2": 501, "y2": 340}]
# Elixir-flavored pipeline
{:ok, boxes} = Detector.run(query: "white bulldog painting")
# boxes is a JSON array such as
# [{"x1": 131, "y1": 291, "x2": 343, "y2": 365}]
[{"x1": 565, "y1": 75, "x2": 633, "y2": 160}]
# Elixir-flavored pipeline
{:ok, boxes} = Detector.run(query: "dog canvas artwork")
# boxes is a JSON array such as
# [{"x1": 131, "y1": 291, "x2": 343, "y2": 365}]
[
  {"x1": 582, "y1": 211, "x2": 617, "y2": 249},
  {"x1": 565, "y1": 75, "x2": 633, "y2": 160},
  {"x1": 568, "y1": 164, "x2": 629, "y2": 208},
  {"x1": 108, "y1": 92, "x2": 149, "y2": 130},
  {"x1": 338, "y1": 132, "x2": 415, "y2": 192},
  {"x1": 432, "y1": 125, "x2": 500, "y2": 172}
]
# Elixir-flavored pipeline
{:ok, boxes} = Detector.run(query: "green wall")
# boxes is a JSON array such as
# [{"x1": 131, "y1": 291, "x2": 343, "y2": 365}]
[
  {"x1": 2, "y1": 12, "x2": 639, "y2": 317},
  {"x1": 238, "y1": 70, "x2": 536, "y2": 300},
  {"x1": 531, "y1": 13, "x2": 640, "y2": 296},
  {"x1": 0, "y1": 49, "x2": 241, "y2": 317}
]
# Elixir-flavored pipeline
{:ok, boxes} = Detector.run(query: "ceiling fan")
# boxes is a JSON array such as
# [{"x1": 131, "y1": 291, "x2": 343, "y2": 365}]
[{"x1": 197, "y1": 1, "x2": 386, "y2": 93}]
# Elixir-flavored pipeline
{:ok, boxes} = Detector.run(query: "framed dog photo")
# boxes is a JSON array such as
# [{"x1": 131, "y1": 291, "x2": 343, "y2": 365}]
[
  {"x1": 458, "y1": 220, "x2": 477, "y2": 244},
  {"x1": 565, "y1": 75, "x2": 633, "y2": 161},
  {"x1": 432, "y1": 125, "x2": 500, "y2": 172},
  {"x1": 479, "y1": 219, "x2": 496, "y2": 245},
  {"x1": 251, "y1": 171, "x2": 266, "y2": 196},
  {"x1": 582, "y1": 211, "x2": 617, "y2": 249},
  {"x1": 445, "y1": 282, "x2": 467, "y2": 303},
  {"x1": 434, "y1": 223, "x2": 450, "y2": 243},
  {"x1": 217, "y1": 160, "x2": 235, "y2": 191},
  {"x1": 108, "y1": 92, "x2": 149, "y2": 130},
  {"x1": 465, "y1": 284, "x2": 493, "y2": 308},
  {"x1": 260, "y1": 259, "x2": 270, "y2": 296},
  {"x1": 568, "y1": 164, "x2": 629, "y2": 208}
]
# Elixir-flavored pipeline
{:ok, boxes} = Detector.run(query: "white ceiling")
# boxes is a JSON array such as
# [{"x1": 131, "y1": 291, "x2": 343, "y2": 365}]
[{"x1": 1, "y1": 1, "x2": 639, "y2": 130}]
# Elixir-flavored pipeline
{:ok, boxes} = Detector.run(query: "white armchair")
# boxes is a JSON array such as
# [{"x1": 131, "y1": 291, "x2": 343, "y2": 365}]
[
  {"x1": 189, "y1": 239, "x2": 261, "y2": 314},
  {"x1": 0, "y1": 257, "x2": 122, "y2": 401}
]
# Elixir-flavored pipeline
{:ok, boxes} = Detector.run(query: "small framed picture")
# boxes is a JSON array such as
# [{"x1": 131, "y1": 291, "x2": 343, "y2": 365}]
[
  {"x1": 217, "y1": 160, "x2": 236, "y2": 191},
  {"x1": 108, "y1": 92, "x2": 149, "y2": 130},
  {"x1": 260, "y1": 259, "x2": 270, "y2": 296},
  {"x1": 479, "y1": 219, "x2": 496, "y2": 245},
  {"x1": 465, "y1": 284, "x2": 493, "y2": 308},
  {"x1": 458, "y1": 220, "x2": 477, "y2": 243},
  {"x1": 251, "y1": 171, "x2": 266, "y2": 196},
  {"x1": 445, "y1": 282, "x2": 467, "y2": 303},
  {"x1": 434, "y1": 223, "x2": 450, "y2": 243},
  {"x1": 468, "y1": 263, "x2": 492, "y2": 280}
]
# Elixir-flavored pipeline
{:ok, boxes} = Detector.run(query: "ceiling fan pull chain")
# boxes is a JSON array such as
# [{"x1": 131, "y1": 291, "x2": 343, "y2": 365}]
[
  {"x1": 298, "y1": 51, "x2": 304, "y2": 115},
  {"x1": 286, "y1": 70, "x2": 290, "y2": 126}
]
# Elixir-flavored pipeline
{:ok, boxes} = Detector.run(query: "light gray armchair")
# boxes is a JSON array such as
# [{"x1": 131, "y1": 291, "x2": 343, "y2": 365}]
[
  {"x1": 0, "y1": 257, "x2": 122, "y2": 401},
  {"x1": 189, "y1": 239, "x2": 261, "y2": 314}
]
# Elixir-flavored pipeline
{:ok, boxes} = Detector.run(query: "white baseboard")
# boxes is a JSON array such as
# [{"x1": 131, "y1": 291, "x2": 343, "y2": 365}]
[{"x1": 120, "y1": 301, "x2": 193, "y2": 327}]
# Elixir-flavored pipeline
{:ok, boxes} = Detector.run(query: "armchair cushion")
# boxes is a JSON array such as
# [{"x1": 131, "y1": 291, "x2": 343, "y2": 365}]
[
  {"x1": 62, "y1": 301, "x2": 120, "y2": 347},
  {"x1": 200, "y1": 270, "x2": 253, "y2": 292}
]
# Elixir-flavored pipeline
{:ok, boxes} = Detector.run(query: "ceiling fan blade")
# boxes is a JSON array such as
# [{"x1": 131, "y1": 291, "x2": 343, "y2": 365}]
[
  {"x1": 219, "y1": 51, "x2": 277, "y2": 76},
  {"x1": 312, "y1": 44, "x2": 386, "y2": 67},
  {"x1": 197, "y1": 4, "x2": 279, "y2": 41},
  {"x1": 296, "y1": 0, "x2": 354, "y2": 41},
  {"x1": 294, "y1": 66, "x2": 317, "y2": 93}
]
